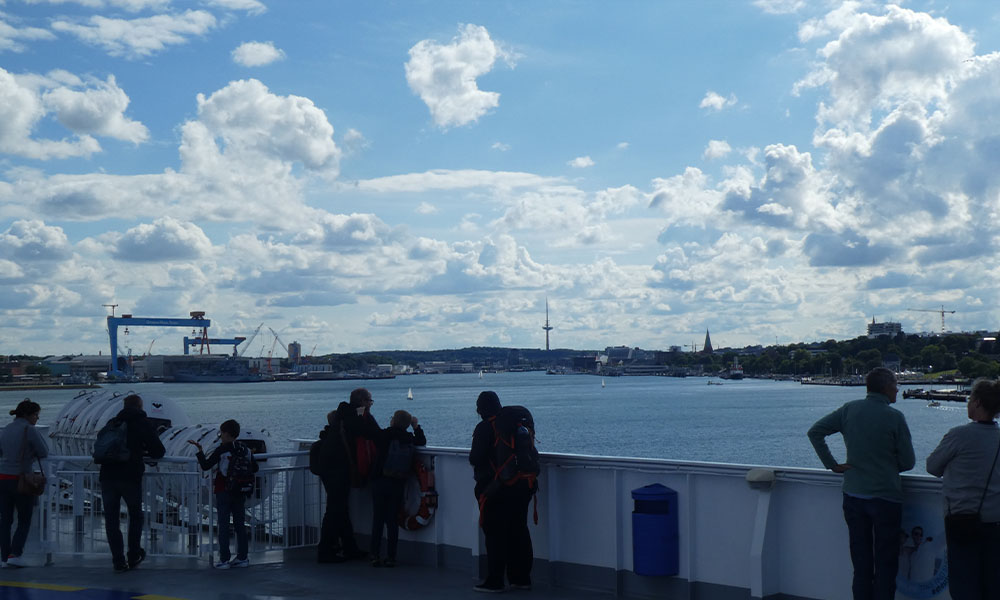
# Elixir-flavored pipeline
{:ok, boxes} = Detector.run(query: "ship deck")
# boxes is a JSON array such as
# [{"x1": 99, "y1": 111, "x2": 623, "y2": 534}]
[{"x1": 0, "y1": 548, "x2": 608, "y2": 599}]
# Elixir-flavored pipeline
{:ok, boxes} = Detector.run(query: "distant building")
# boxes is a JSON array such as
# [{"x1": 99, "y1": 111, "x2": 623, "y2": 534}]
[
  {"x1": 867, "y1": 318, "x2": 902, "y2": 339},
  {"x1": 703, "y1": 330, "x2": 713, "y2": 354},
  {"x1": 288, "y1": 341, "x2": 302, "y2": 363}
]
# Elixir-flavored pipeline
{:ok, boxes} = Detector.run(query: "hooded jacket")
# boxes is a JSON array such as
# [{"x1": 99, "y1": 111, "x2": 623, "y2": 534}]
[
  {"x1": 0, "y1": 417, "x2": 49, "y2": 477},
  {"x1": 98, "y1": 405, "x2": 166, "y2": 482}
]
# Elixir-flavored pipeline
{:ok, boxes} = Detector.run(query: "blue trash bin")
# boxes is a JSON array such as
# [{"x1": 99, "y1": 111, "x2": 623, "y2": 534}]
[{"x1": 631, "y1": 483, "x2": 679, "y2": 576}]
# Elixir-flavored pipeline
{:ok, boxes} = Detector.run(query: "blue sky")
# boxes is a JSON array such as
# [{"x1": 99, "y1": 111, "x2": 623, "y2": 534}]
[{"x1": 3, "y1": 0, "x2": 1000, "y2": 357}]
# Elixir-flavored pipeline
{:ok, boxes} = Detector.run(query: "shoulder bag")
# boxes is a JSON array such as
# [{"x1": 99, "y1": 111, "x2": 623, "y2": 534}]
[{"x1": 16, "y1": 426, "x2": 46, "y2": 497}]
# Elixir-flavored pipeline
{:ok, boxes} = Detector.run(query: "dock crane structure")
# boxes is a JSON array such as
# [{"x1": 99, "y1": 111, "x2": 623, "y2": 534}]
[
  {"x1": 106, "y1": 311, "x2": 210, "y2": 378},
  {"x1": 906, "y1": 306, "x2": 956, "y2": 334},
  {"x1": 183, "y1": 336, "x2": 247, "y2": 356}
]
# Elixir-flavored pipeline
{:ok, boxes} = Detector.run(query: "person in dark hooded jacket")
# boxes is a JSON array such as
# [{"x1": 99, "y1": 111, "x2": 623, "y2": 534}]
[
  {"x1": 368, "y1": 410, "x2": 425, "y2": 567},
  {"x1": 314, "y1": 402, "x2": 366, "y2": 563},
  {"x1": 469, "y1": 391, "x2": 535, "y2": 593},
  {"x1": 99, "y1": 394, "x2": 165, "y2": 572}
]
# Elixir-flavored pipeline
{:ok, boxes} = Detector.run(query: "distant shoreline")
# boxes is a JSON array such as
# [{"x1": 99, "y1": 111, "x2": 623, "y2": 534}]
[{"x1": 0, "y1": 383, "x2": 101, "y2": 392}]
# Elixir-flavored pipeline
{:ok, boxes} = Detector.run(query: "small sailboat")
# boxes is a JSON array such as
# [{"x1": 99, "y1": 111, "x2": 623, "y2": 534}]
[
  {"x1": 479, "y1": 370, "x2": 483, "y2": 379},
  {"x1": 407, "y1": 388, "x2": 413, "y2": 400},
  {"x1": 601, "y1": 378, "x2": 605, "y2": 388}
]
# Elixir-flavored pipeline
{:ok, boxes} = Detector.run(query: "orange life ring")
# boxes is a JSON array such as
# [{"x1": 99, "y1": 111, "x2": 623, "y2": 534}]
[{"x1": 399, "y1": 456, "x2": 437, "y2": 531}]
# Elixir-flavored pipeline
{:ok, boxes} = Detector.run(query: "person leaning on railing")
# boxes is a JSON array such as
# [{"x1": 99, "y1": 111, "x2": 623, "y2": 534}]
[
  {"x1": 926, "y1": 378, "x2": 1000, "y2": 600},
  {"x1": 0, "y1": 399, "x2": 47, "y2": 569}
]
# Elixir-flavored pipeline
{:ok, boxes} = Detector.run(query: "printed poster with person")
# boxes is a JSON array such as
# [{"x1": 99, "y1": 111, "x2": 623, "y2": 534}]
[{"x1": 896, "y1": 501, "x2": 950, "y2": 600}]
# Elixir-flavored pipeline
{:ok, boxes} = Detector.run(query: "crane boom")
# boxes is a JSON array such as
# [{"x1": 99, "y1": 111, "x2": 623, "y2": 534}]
[
  {"x1": 240, "y1": 323, "x2": 264, "y2": 357},
  {"x1": 267, "y1": 326, "x2": 290, "y2": 357},
  {"x1": 906, "y1": 305, "x2": 956, "y2": 334}
]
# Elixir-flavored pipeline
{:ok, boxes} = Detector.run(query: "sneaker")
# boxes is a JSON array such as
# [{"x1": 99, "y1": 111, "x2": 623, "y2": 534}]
[
  {"x1": 214, "y1": 560, "x2": 231, "y2": 569},
  {"x1": 0, "y1": 562, "x2": 6, "y2": 569},
  {"x1": 113, "y1": 562, "x2": 129, "y2": 573},
  {"x1": 128, "y1": 548, "x2": 146, "y2": 569},
  {"x1": 229, "y1": 558, "x2": 249, "y2": 568},
  {"x1": 473, "y1": 582, "x2": 505, "y2": 593},
  {"x1": 5, "y1": 555, "x2": 27, "y2": 568}
]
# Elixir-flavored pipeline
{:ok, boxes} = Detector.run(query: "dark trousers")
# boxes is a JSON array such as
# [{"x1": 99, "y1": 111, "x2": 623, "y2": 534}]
[
  {"x1": 370, "y1": 477, "x2": 405, "y2": 560},
  {"x1": 945, "y1": 520, "x2": 1000, "y2": 599},
  {"x1": 0, "y1": 479, "x2": 35, "y2": 560},
  {"x1": 215, "y1": 491, "x2": 248, "y2": 562},
  {"x1": 101, "y1": 479, "x2": 143, "y2": 564},
  {"x1": 481, "y1": 482, "x2": 534, "y2": 587},
  {"x1": 319, "y1": 474, "x2": 358, "y2": 556},
  {"x1": 842, "y1": 494, "x2": 902, "y2": 600}
]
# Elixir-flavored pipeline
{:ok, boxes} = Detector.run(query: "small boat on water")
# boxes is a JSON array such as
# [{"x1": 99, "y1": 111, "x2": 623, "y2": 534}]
[
  {"x1": 707, "y1": 381, "x2": 724, "y2": 386},
  {"x1": 927, "y1": 400, "x2": 941, "y2": 407},
  {"x1": 601, "y1": 379, "x2": 605, "y2": 388},
  {"x1": 407, "y1": 388, "x2": 413, "y2": 400},
  {"x1": 479, "y1": 370, "x2": 483, "y2": 379}
]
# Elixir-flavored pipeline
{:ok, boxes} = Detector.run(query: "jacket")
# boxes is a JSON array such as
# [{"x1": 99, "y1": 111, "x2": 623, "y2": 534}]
[
  {"x1": 371, "y1": 424, "x2": 426, "y2": 480},
  {"x1": 808, "y1": 392, "x2": 915, "y2": 502},
  {"x1": 196, "y1": 441, "x2": 259, "y2": 494},
  {"x1": 98, "y1": 406, "x2": 166, "y2": 482},
  {"x1": 470, "y1": 417, "x2": 496, "y2": 498},
  {"x1": 0, "y1": 417, "x2": 49, "y2": 476}
]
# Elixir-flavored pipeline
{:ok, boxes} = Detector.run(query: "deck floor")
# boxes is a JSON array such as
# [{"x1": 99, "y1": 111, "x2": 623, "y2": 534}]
[{"x1": 0, "y1": 548, "x2": 613, "y2": 600}]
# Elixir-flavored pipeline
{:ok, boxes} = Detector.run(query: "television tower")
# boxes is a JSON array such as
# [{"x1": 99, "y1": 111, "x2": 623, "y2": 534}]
[{"x1": 543, "y1": 299, "x2": 554, "y2": 351}]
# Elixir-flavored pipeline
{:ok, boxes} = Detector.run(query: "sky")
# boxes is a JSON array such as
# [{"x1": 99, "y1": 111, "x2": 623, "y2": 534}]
[{"x1": 2, "y1": 1, "x2": 1000, "y2": 358}]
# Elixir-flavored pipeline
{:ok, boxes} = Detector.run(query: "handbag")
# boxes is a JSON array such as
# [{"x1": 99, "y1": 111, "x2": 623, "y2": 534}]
[
  {"x1": 16, "y1": 427, "x2": 46, "y2": 497},
  {"x1": 944, "y1": 431, "x2": 1000, "y2": 543}
]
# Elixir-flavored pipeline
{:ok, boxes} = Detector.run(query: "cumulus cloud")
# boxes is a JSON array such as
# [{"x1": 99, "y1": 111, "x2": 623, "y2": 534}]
[
  {"x1": 0, "y1": 68, "x2": 101, "y2": 159},
  {"x1": 232, "y1": 41, "x2": 285, "y2": 66},
  {"x1": 111, "y1": 217, "x2": 212, "y2": 262},
  {"x1": 415, "y1": 202, "x2": 438, "y2": 215},
  {"x1": 703, "y1": 140, "x2": 732, "y2": 159},
  {"x1": 205, "y1": 0, "x2": 267, "y2": 14},
  {"x1": 341, "y1": 128, "x2": 369, "y2": 155},
  {"x1": 43, "y1": 75, "x2": 149, "y2": 143},
  {"x1": 405, "y1": 24, "x2": 512, "y2": 128},
  {"x1": 699, "y1": 90, "x2": 738, "y2": 111},
  {"x1": 356, "y1": 169, "x2": 561, "y2": 193},
  {"x1": 568, "y1": 155, "x2": 594, "y2": 168},
  {"x1": 52, "y1": 10, "x2": 217, "y2": 59},
  {"x1": 1, "y1": 13, "x2": 56, "y2": 52},
  {"x1": 0, "y1": 220, "x2": 72, "y2": 262}
]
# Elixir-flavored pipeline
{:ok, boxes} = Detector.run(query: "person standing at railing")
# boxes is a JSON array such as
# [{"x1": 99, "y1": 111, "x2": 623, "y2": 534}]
[
  {"x1": 98, "y1": 393, "x2": 166, "y2": 573},
  {"x1": 312, "y1": 402, "x2": 367, "y2": 563},
  {"x1": 0, "y1": 399, "x2": 47, "y2": 569},
  {"x1": 926, "y1": 378, "x2": 1000, "y2": 599},
  {"x1": 348, "y1": 388, "x2": 380, "y2": 488},
  {"x1": 808, "y1": 367, "x2": 915, "y2": 600},
  {"x1": 188, "y1": 419, "x2": 259, "y2": 570},
  {"x1": 368, "y1": 409, "x2": 425, "y2": 567}
]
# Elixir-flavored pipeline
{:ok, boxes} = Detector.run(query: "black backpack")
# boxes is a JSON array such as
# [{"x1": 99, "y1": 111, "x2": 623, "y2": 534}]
[
  {"x1": 226, "y1": 442, "x2": 256, "y2": 496},
  {"x1": 382, "y1": 438, "x2": 416, "y2": 480},
  {"x1": 491, "y1": 405, "x2": 540, "y2": 486},
  {"x1": 93, "y1": 417, "x2": 130, "y2": 465}
]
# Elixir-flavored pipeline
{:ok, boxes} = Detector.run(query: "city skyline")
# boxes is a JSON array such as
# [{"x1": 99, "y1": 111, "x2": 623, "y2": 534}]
[{"x1": 3, "y1": 2, "x2": 1000, "y2": 355}]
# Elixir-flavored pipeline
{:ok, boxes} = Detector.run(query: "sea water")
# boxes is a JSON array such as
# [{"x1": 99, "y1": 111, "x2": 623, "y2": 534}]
[{"x1": 10, "y1": 372, "x2": 968, "y2": 475}]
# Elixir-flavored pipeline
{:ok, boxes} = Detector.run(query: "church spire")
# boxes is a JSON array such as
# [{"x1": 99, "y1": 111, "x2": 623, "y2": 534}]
[{"x1": 703, "y1": 330, "x2": 713, "y2": 354}]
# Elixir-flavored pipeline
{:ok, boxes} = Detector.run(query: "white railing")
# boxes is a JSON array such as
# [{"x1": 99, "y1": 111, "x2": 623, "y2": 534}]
[{"x1": 30, "y1": 447, "x2": 950, "y2": 600}]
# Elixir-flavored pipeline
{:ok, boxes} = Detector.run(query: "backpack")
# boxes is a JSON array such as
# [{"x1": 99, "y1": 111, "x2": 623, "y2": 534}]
[
  {"x1": 309, "y1": 437, "x2": 325, "y2": 476},
  {"x1": 491, "y1": 405, "x2": 540, "y2": 487},
  {"x1": 93, "y1": 417, "x2": 130, "y2": 465},
  {"x1": 226, "y1": 442, "x2": 256, "y2": 496},
  {"x1": 382, "y1": 438, "x2": 415, "y2": 480}
]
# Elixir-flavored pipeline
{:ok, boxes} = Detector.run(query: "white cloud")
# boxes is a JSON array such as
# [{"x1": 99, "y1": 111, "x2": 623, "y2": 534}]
[
  {"x1": 232, "y1": 41, "x2": 285, "y2": 67},
  {"x1": 1, "y1": 13, "x2": 57, "y2": 52},
  {"x1": 617, "y1": 142, "x2": 629, "y2": 150},
  {"x1": 51, "y1": 10, "x2": 217, "y2": 59},
  {"x1": 703, "y1": 140, "x2": 732, "y2": 160},
  {"x1": 111, "y1": 217, "x2": 212, "y2": 262},
  {"x1": 205, "y1": 0, "x2": 266, "y2": 14},
  {"x1": 491, "y1": 141, "x2": 510, "y2": 152},
  {"x1": 43, "y1": 75, "x2": 148, "y2": 143},
  {"x1": 753, "y1": 0, "x2": 805, "y2": 15},
  {"x1": 568, "y1": 155, "x2": 594, "y2": 168},
  {"x1": 22, "y1": 1, "x2": 172, "y2": 10},
  {"x1": 699, "y1": 90, "x2": 738, "y2": 111},
  {"x1": 0, "y1": 220, "x2": 72, "y2": 262},
  {"x1": 342, "y1": 128, "x2": 369, "y2": 155},
  {"x1": 405, "y1": 23, "x2": 511, "y2": 128},
  {"x1": 415, "y1": 202, "x2": 438, "y2": 215},
  {"x1": 356, "y1": 169, "x2": 562, "y2": 193}
]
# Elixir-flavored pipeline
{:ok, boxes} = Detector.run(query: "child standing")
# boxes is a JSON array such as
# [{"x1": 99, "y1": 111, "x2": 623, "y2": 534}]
[
  {"x1": 369, "y1": 410, "x2": 425, "y2": 567},
  {"x1": 188, "y1": 419, "x2": 258, "y2": 569}
]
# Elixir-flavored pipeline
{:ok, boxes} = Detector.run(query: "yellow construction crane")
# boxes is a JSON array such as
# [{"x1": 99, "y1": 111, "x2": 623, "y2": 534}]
[{"x1": 906, "y1": 305, "x2": 956, "y2": 334}]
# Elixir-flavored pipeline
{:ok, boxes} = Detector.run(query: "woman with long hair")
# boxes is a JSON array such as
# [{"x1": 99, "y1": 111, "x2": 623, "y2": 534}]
[
  {"x1": 0, "y1": 399, "x2": 48, "y2": 568},
  {"x1": 927, "y1": 378, "x2": 1000, "y2": 599}
]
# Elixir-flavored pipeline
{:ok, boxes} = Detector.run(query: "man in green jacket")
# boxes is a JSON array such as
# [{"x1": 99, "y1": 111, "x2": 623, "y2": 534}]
[{"x1": 808, "y1": 367, "x2": 915, "y2": 600}]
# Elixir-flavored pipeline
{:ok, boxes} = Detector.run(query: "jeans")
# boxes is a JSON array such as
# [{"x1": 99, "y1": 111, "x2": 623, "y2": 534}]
[
  {"x1": 370, "y1": 477, "x2": 404, "y2": 560},
  {"x1": 319, "y1": 474, "x2": 358, "y2": 556},
  {"x1": 101, "y1": 479, "x2": 143, "y2": 565},
  {"x1": 481, "y1": 482, "x2": 534, "y2": 587},
  {"x1": 0, "y1": 479, "x2": 35, "y2": 560},
  {"x1": 945, "y1": 519, "x2": 1000, "y2": 599},
  {"x1": 216, "y1": 491, "x2": 248, "y2": 562},
  {"x1": 842, "y1": 494, "x2": 903, "y2": 600}
]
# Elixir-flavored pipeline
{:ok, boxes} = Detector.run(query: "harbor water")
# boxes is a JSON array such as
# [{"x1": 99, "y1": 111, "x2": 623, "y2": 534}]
[{"x1": 9, "y1": 372, "x2": 967, "y2": 475}]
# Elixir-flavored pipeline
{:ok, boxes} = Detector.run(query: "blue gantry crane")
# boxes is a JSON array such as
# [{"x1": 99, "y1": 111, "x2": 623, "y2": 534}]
[
  {"x1": 107, "y1": 311, "x2": 211, "y2": 378},
  {"x1": 182, "y1": 336, "x2": 247, "y2": 356}
]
